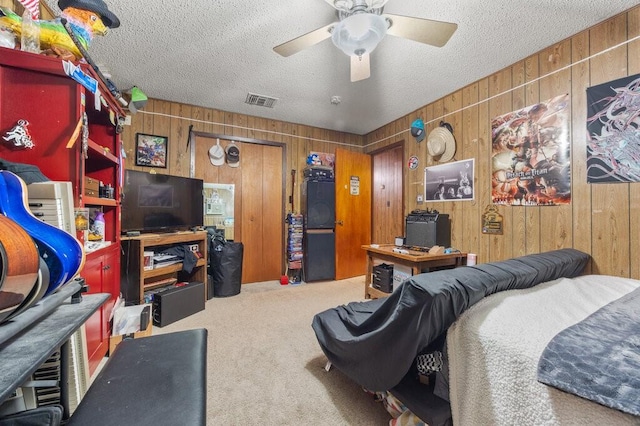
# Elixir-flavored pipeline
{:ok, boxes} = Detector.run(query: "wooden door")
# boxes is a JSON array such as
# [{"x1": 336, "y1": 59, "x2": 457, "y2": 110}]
[
  {"x1": 194, "y1": 135, "x2": 284, "y2": 284},
  {"x1": 372, "y1": 144, "x2": 404, "y2": 245},
  {"x1": 241, "y1": 143, "x2": 284, "y2": 283},
  {"x1": 334, "y1": 148, "x2": 372, "y2": 279}
]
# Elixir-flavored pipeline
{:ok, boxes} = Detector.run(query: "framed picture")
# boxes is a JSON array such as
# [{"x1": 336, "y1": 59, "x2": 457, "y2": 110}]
[
  {"x1": 424, "y1": 158, "x2": 475, "y2": 202},
  {"x1": 135, "y1": 133, "x2": 168, "y2": 168}
]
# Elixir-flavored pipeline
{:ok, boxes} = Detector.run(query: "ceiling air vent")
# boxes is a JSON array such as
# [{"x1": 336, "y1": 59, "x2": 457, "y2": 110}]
[{"x1": 245, "y1": 92, "x2": 278, "y2": 108}]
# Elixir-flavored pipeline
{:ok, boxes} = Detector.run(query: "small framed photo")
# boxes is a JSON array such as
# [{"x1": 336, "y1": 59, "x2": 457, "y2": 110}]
[{"x1": 135, "y1": 133, "x2": 168, "y2": 168}]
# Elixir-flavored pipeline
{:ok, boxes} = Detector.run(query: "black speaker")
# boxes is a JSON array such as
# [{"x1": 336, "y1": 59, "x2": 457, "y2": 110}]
[
  {"x1": 304, "y1": 231, "x2": 335, "y2": 281},
  {"x1": 405, "y1": 214, "x2": 451, "y2": 248},
  {"x1": 302, "y1": 180, "x2": 335, "y2": 229},
  {"x1": 152, "y1": 282, "x2": 205, "y2": 327}
]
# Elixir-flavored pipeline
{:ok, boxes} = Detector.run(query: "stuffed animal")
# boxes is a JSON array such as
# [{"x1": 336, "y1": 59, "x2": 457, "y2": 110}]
[
  {"x1": 306, "y1": 153, "x2": 321, "y2": 166},
  {"x1": 0, "y1": 0, "x2": 119, "y2": 60}
]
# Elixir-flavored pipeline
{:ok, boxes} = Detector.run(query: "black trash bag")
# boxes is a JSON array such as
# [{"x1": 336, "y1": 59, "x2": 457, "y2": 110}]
[{"x1": 210, "y1": 236, "x2": 243, "y2": 298}]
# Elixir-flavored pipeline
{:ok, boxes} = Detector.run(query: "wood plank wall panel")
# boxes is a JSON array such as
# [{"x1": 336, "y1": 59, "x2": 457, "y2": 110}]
[
  {"x1": 142, "y1": 99, "x2": 155, "y2": 138},
  {"x1": 407, "y1": 103, "x2": 426, "y2": 215},
  {"x1": 461, "y1": 83, "x2": 481, "y2": 255},
  {"x1": 169, "y1": 103, "x2": 191, "y2": 176},
  {"x1": 363, "y1": 5, "x2": 639, "y2": 276},
  {"x1": 426, "y1": 101, "x2": 445, "y2": 213},
  {"x1": 124, "y1": 104, "x2": 145, "y2": 171},
  {"x1": 539, "y1": 41, "x2": 573, "y2": 253},
  {"x1": 589, "y1": 15, "x2": 630, "y2": 276},
  {"x1": 443, "y1": 93, "x2": 463, "y2": 249},
  {"x1": 523, "y1": 55, "x2": 541, "y2": 255},
  {"x1": 477, "y1": 78, "x2": 491, "y2": 263},
  {"x1": 570, "y1": 31, "x2": 592, "y2": 272},
  {"x1": 487, "y1": 68, "x2": 514, "y2": 262},
  {"x1": 510, "y1": 60, "x2": 527, "y2": 257},
  {"x1": 629, "y1": 8, "x2": 640, "y2": 280}
]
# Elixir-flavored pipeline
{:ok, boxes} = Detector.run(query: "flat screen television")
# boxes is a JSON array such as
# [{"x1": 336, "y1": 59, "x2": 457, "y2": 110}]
[{"x1": 121, "y1": 170, "x2": 204, "y2": 234}]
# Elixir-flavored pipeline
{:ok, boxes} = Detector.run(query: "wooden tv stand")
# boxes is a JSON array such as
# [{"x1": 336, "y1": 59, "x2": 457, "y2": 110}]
[{"x1": 121, "y1": 231, "x2": 208, "y2": 304}]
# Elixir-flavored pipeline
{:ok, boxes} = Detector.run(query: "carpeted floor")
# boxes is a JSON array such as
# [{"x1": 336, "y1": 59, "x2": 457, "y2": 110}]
[{"x1": 152, "y1": 277, "x2": 392, "y2": 425}]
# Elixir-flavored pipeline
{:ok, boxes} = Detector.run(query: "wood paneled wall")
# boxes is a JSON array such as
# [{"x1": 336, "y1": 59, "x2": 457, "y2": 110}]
[
  {"x1": 364, "y1": 6, "x2": 640, "y2": 279},
  {"x1": 10, "y1": 0, "x2": 637, "y2": 278},
  {"x1": 120, "y1": 102, "x2": 364, "y2": 216}
]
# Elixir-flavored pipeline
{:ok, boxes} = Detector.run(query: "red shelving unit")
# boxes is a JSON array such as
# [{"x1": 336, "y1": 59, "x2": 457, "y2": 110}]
[{"x1": 0, "y1": 46, "x2": 125, "y2": 374}]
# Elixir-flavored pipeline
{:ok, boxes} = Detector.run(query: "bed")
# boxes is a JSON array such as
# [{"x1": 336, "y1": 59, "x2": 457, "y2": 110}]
[
  {"x1": 311, "y1": 249, "x2": 640, "y2": 425},
  {"x1": 447, "y1": 274, "x2": 640, "y2": 425}
]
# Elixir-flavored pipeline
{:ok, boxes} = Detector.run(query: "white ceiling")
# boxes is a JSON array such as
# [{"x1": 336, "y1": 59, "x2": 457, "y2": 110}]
[{"x1": 45, "y1": 0, "x2": 639, "y2": 135}]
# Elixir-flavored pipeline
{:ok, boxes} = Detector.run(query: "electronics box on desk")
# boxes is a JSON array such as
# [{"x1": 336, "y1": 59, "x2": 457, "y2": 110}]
[{"x1": 152, "y1": 281, "x2": 205, "y2": 327}]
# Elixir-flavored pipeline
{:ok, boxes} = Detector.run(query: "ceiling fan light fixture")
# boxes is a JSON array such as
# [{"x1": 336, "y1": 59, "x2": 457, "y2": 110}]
[
  {"x1": 364, "y1": 0, "x2": 389, "y2": 9},
  {"x1": 331, "y1": 13, "x2": 388, "y2": 57},
  {"x1": 332, "y1": 0, "x2": 389, "y2": 13}
]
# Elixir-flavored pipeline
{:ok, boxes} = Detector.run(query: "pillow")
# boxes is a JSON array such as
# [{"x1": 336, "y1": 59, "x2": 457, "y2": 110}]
[{"x1": 0, "y1": 159, "x2": 50, "y2": 184}]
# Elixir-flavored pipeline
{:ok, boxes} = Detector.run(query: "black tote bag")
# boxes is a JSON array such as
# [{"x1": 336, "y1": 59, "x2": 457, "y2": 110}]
[{"x1": 210, "y1": 236, "x2": 244, "y2": 297}]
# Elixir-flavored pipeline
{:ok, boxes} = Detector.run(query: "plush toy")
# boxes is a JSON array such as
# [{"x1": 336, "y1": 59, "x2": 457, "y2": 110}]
[
  {"x1": 0, "y1": 0, "x2": 119, "y2": 60},
  {"x1": 306, "y1": 153, "x2": 321, "y2": 166}
]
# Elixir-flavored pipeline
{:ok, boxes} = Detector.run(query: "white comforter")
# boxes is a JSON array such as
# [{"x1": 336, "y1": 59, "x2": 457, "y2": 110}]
[{"x1": 447, "y1": 274, "x2": 640, "y2": 425}]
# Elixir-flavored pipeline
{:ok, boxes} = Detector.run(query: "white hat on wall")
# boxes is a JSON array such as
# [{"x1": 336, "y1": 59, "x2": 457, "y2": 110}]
[
  {"x1": 209, "y1": 138, "x2": 225, "y2": 166},
  {"x1": 427, "y1": 122, "x2": 456, "y2": 163}
]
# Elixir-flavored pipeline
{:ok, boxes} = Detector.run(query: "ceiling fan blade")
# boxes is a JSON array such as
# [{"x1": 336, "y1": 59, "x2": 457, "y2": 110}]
[
  {"x1": 385, "y1": 13, "x2": 457, "y2": 47},
  {"x1": 273, "y1": 22, "x2": 336, "y2": 57},
  {"x1": 351, "y1": 54, "x2": 371, "y2": 82}
]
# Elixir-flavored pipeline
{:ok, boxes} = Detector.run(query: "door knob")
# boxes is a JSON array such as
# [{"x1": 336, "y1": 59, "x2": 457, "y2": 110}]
[{"x1": 336, "y1": 220, "x2": 344, "y2": 226}]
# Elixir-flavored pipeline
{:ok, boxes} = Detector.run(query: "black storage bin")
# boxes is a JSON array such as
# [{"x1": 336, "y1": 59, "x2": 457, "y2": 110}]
[
  {"x1": 373, "y1": 263, "x2": 394, "y2": 293},
  {"x1": 210, "y1": 238, "x2": 244, "y2": 297}
]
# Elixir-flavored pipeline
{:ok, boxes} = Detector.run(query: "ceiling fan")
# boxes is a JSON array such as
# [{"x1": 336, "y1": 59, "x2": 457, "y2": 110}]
[{"x1": 273, "y1": 0, "x2": 457, "y2": 82}]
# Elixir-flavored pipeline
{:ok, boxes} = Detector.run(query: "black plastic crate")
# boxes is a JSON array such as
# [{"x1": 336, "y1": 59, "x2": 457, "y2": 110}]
[{"x1": 373, "y1": 263, "x2": 394, "y2": 293}]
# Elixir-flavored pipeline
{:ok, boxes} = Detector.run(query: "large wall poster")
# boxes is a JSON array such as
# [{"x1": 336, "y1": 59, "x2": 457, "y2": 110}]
[
  {"x1": 586, "y1": 74, "x2": 640, "y2": 183},
  {"x1": 424, "y1": 159, "x2": 474, "y2": 202},
  {"x1": 491, "y1": 94, "x2": 571, "y2": 206}
]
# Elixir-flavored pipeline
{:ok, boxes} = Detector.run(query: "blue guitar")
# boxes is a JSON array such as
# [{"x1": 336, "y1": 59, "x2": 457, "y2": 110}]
[{"x1": 0, "y1": 171, "x2": 84, "y2": 295}]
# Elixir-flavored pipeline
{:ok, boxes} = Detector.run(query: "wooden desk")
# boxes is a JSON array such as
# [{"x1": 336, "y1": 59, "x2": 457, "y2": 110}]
[{"x1": 362, "y1": 244, "x2": 467, "y2": 299}]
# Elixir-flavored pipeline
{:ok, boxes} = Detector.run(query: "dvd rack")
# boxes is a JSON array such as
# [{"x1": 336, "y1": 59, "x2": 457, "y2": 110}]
[{"x1": 286, "y1": 214, "x2": 303, "y2": 283}]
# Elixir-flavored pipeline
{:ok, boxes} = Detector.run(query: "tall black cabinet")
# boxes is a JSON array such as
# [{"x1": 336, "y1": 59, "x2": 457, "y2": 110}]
[{"x1": 301, "y1": 180, "x2": 335, "y2": 281}]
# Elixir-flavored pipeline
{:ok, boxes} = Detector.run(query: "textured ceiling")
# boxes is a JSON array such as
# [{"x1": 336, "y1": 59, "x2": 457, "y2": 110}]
[{"x1": 45, "y1": 0, "x2": 639, "y2": 135}]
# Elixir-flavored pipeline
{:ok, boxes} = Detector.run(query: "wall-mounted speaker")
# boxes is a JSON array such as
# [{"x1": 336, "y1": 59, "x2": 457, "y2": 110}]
[{"x1": 302, "y1": 180, "x2": 335, "y2": 229}]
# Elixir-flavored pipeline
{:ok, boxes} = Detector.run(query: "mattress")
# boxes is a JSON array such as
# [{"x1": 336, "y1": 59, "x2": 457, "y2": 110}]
[{"x1": 447, "y1": 274, "x2": 640, "y2": 425}]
